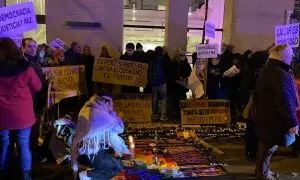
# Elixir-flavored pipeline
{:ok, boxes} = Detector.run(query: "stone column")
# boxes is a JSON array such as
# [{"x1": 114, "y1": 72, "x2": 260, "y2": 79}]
[
  {"x1": 223, "y1": 0, "x2": 295, "y2": 52},
  {"x1": 164, "y1": 0, "x2": 189, "y2": 52},
  {"x1": 46, "y1": 0, "x2": 124, "y2": 57}
]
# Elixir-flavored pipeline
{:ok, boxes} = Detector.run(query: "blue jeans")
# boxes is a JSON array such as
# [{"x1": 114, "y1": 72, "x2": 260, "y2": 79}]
[{"x1": 0, "y1": 127, "x2": 32, "y2": 171}]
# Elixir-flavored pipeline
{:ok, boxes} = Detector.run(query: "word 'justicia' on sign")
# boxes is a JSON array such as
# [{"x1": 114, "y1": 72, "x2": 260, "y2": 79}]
[{"x1": 0, "y1": 8, "x2": 31, "y2": 22}]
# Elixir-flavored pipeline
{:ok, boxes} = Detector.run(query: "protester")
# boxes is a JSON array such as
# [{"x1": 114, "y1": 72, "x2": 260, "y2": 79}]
[
  {"x1": 219, "y1": 45, "x2": 235, "y2": 99},
  {"x1": 207, "y1": 56, "x2": 222, "y2": 99},
  {"x1": 120, "y1": 43, "x2": 137, "y2": 62},
  {"x1": 135, "y1": 43, "x2": 146, "y2": 63},
  {"x1": 120, "y1": 43, "x2": 140, "y2": 93},
  {"x1": 254, "y1": 44, "x2": 299, "y2": 180},
  {"x1": 64, "y1": 42, "x2": 82, "y2": 65},
  {"x1": 71, "y1": 91, "x2": 130, "y2": 179},
  {"x1": 227, "y1": 53, "x2": 242, "y2": 122},
  {"x1": 0, "y1": 37, "x2": 42, "y2": 180},
  {"x1": 45, "y1": 49, "x2": 65, "y2": 67},
  {"x1": 37, "y1": 44, "x2": 48, "y2": 66},
  {"x1": 170, "y1": 50, "x2": 192, "y2": 121},
  {"x1": 22, "y1": 38, "x2": 46, "y2": 155},
  {"x1": 82, "y1": 45, "x2": 95, "y2": 97},
  {"x1": 100, "y1": 46, "x2": 112, "y2": 58},
  {"x1": 148, "y1": 47, "x2": 171, "y2": 122},
  {"x1": 22, "y1": 38, "x2": 44, "y2": 81}
]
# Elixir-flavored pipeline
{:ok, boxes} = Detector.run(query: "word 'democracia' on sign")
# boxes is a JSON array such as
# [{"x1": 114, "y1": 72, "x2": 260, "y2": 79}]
[
  {"x1": 196, "y1": 44, "x2": 218, "y2": 59},
  {"x1": 0, "y1": 2, "x2": 37, "y2": 36},
  {"x1": 275, "y1": 23, "x2": 299, "y2": 48}
]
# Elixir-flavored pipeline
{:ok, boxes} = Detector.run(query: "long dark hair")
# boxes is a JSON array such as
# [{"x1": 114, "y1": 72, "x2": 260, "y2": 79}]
[
  {"x1": 0, "y1": 37, "x2": 24, "y2": 67},
  {"x1": 0, "y1": 37, "x2": 28, "y2": 75}
]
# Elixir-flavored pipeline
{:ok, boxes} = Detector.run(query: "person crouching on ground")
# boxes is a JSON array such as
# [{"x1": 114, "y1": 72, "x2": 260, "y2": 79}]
[
  {"x1": 71, "y1": 91, "x2": 130, "y2": 180},
  {"x1": 254, "y1": 44, "x2": 299, "y2": 180}
]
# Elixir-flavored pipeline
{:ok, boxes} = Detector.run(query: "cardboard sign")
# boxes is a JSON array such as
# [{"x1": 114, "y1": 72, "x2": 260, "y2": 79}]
[
  {"x1": 42, "y1": 65, "x2": 86, "y2": 103},
  {"x1": 93, "y1": 57, "x2": 148, "y2": 87},
  {"x1": 0, "y1": 2, "x2": 37, "y2": 36},
  {"x1": 275, "y1": 23, "x2": 299, "y2": 47},
  {"x1": 181, "y1": 99, "x2": 231, "y2": 125},
  {"x1": 205, "y1": 21, "x2": 215, "y2": 38},
  {"x1": 196, "y1": 44, "x2": 218, "y2": 58},
  {"x1": 113, "y1": 94, "x2": 152, "y2": 123},
  {"x1": 49, "y1": 38, "x2": 70, "y2": 52}
]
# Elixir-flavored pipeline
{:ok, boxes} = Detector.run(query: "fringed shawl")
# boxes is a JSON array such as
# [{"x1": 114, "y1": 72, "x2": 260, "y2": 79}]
[{"x1": 71, "y1": 96, "x2": 130, "y2": 172}]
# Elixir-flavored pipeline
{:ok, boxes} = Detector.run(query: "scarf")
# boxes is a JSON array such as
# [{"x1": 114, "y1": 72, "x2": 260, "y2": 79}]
[{"x1": 71, "y1": 96, "x2": 130, "y2": 172}]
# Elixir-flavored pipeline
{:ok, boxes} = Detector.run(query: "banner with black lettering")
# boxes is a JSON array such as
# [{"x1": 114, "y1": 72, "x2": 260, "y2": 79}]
[
  {"x1": 92, "y1": 57, "x2": 148, "y2": 87},
  {"x1": 181, "y1": 99, "x2": 231, "y2": 125},
  {"x1": 0, "y1": 2, "x2": 37, "y2": 36},
  {"x1": 113, "y1": 94, "x2": 152, "y2": 123},
  {"x1": 42, "y1": 65, "x2": 87, "y2": 104}
]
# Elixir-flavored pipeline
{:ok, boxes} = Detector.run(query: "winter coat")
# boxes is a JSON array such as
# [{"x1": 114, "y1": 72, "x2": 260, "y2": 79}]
[
  {"x1": 82, "y1": 55, "x2": 95, "y2": 96},
  {"x1": 120, "y1": 52, "x2": 141, "y2": 63},
  {"x1": 207, "y1": 62, "x2": 222, "y2": 99},
  {"x1": 171, "y1": 59, "x2": 192, "y2": 95},
  {"x1": 148, "y1": 55, "x2": 172, "y2": 87},
  {"x1": 64, "y1": 49, "x2": 82, "y2": 66},
  {"x1": 24, "y1": 53, "x2": 47, "y2": 114},
  {"x1": 0, "y1": 60, "x2": 42, "y2": 130},
  {"x1": 254, "y1": 59, "x2": 299, "y2": 146}
]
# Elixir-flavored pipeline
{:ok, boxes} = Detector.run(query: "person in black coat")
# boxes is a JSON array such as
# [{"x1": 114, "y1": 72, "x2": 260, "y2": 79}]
[
  {"x1": 219, "y1": 45, "x2": 235, "y2": 99},
  {"x1": 120, "y1": 43, "x2": 140, "y2": 93},
  {"x1": 207, "y1": 56, "x2": 222, "y2": 99},
  {"x1": 82, "y1": 45, "x2": 95, "y2": 98},
  {"x1": 64, "y1": 42, "x2": 82, "y2": 66},
  {"x1": 254, "y1": 45, "x2": 299, "y2": 179},
  {"x1": 170, "y1": 51, "x2": 192, "y2": 121}
]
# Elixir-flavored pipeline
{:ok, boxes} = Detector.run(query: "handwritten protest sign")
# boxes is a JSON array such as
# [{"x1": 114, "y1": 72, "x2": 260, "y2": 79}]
[
  {"x1": 205, "y1": 21, "x2": 215, "y2": 38},
  {"x1": 196, "y1": 44, "x2": 218, "y2": 58},
  {"x1": 0, "y1": 2, "x2": 37, "y2": 36},
  {"x1": 275, "y1": 23, "x2": 299, "y2": 47},
  {"x1": 181, "y1": 99, "x2": 231, "y2": 125},
  {"x1": 49, "y1": 38, "x2": 70, "y2": 52},
  {"x1": 114, "y1": 94, "x2": 152, "y2": 123},
  {"x1": 93, "y1": 57, "x2": 148, "y2": 87},
  {"x1": 42, "y1": 65, "x2": 86, "y2": 103}
]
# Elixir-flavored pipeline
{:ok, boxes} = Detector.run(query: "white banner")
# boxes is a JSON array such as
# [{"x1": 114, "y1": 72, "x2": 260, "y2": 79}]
[
  {"x1": 0, "y1": 2, "x2": 37, "y2": 36},
  {"x1": 196, "y1": 44, "x2": 218, "y2": 58},
  {"x1": 205, "y1": 21, "x2": 215, "y2": 38},
  {"x1": 275, "y1": 23, "x2": 299, "y2": 47},
  {"x1": 49, "y1": 38, "x2": 70, "y2": 52}
]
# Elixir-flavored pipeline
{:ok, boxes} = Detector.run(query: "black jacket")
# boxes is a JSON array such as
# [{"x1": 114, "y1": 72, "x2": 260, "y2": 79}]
[
  {"x1": 64, "y1": 49, "x2": 82, "y2": 66},
  {"x1": 171, "y1": 59, "x2": 192, "y2": 94},
  {"x1": 24, "y1": 53, "x2": 44, "y2": 82},
  {"x1": 254, "y1": 59, "x2": 299, "y2": 146}
]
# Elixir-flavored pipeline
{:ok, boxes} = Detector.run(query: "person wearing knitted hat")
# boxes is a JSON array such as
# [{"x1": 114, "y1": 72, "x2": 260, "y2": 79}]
[{"x1": 72, "y1": 91, "x2": 130, "y2": 180}]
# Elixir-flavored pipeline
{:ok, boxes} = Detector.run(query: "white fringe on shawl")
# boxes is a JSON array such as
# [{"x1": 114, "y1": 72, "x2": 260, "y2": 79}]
[{"x1": 71, "y1": 96, "x2": 130, "y2": 172}]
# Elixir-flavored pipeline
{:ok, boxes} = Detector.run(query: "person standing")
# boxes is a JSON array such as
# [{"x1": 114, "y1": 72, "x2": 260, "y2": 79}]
[
  {"x1": 170, "y1": 50, "x2": 192, "y2": 122},
  {"x1": 254, "y1": 44, "x2": 299, "y2": 180},
  {"x1": 82, "y1": 45, "x2": 95, "y2": 98},
  {"x1": 148, "y1": 47, "x2": 171, "y2": 122},
  {"x1": 22, "y1": 38, "x2": 46, "y2": 155},
  {"x1": 0, "y1": 37, "x2": 42, "y2": 180},
  {"x1": 64, "y1": 42, "x2": 82, "y2": 65},
  {"x1": 120, "y1": 43, "x2": 140, "y2": 93}
]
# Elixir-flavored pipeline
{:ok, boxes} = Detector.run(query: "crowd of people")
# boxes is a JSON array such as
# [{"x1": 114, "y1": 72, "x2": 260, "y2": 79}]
[{"x1": 0, "y1": 35, "x2": 300, "y2": 180}]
